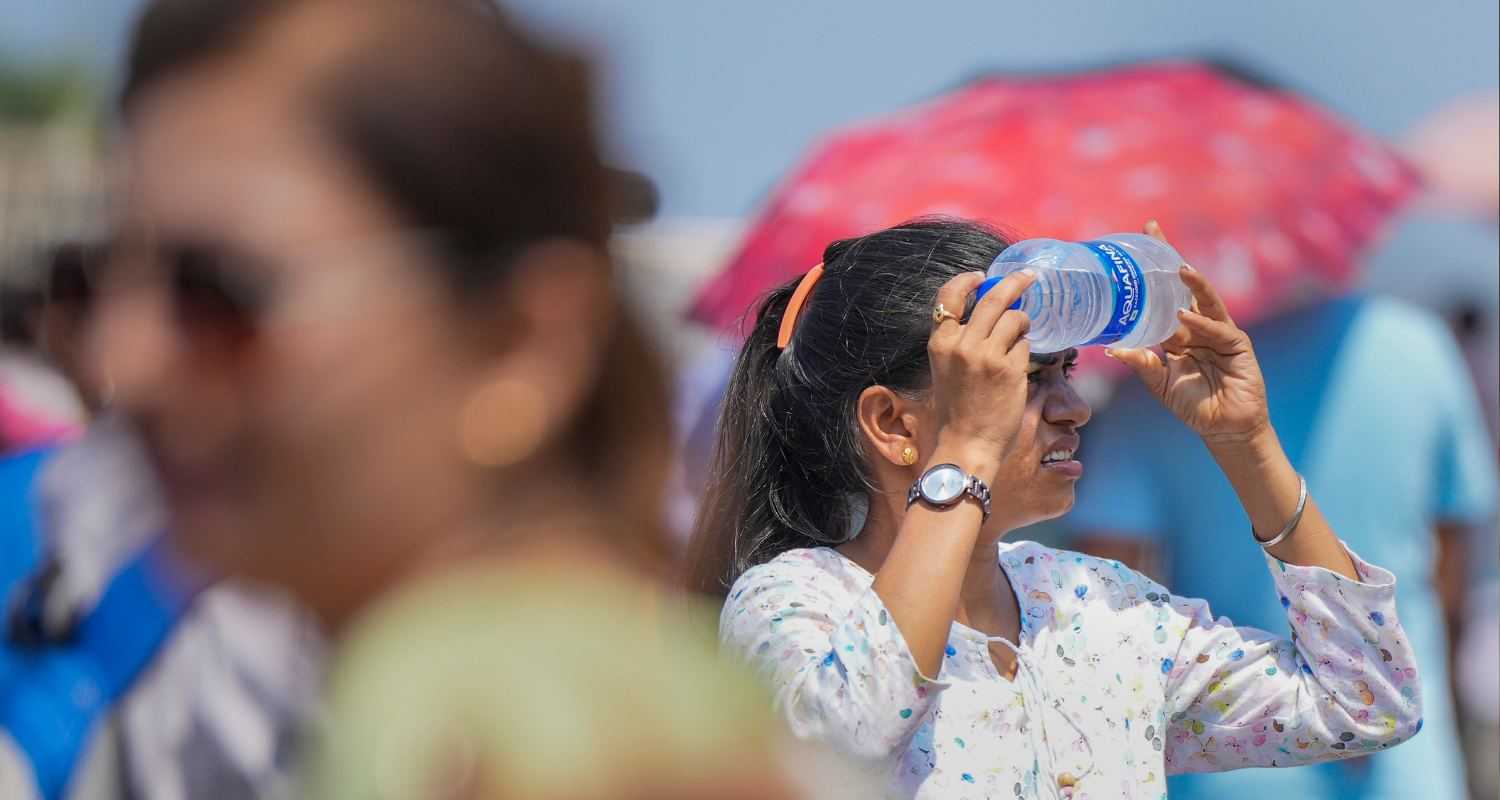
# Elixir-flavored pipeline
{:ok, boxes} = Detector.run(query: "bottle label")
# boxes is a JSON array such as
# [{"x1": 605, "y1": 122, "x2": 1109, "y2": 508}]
[{"x1": 1081, "y1": 240, "x2": 1147, "y2": 346}]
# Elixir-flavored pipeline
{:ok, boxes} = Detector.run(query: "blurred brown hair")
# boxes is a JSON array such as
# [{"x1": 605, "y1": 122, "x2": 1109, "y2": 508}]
[{"x1": 121, "y1": 0, "x2": 674, "y2": 570}]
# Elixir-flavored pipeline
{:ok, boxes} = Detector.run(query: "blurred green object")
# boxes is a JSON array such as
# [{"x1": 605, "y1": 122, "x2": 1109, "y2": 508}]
[
  {"x1": 0, "y1": 59, "x2": 107, "y2": 300},
  {"x1": 0, "y1": 60, "x2": 99, "y2": 126},
  {"x1": 304, "y1": 566, "x2": 784, "y2": 799}
]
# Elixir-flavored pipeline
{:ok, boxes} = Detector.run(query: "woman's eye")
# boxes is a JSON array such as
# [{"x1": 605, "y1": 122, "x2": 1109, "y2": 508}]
[{"x1": 1027, "y1": 362, "x2": 1077, "y2": 384}]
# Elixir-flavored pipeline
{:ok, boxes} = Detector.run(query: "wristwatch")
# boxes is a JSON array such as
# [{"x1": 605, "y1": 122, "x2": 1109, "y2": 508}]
[{"x1": 906, "y1": 463, "x2": 992, "y2": 524}]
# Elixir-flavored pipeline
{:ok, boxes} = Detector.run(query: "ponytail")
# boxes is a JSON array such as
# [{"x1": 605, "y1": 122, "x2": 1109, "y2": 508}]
[{"x1": 684, "y1": 279, "x2": 861, "y2": 595}]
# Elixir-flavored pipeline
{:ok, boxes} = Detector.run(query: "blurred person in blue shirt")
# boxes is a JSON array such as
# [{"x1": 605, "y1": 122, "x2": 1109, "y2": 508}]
[
  {"x1": 1445, "y1": 299, "x2": 1500, "y2": 800},
  {"x1": 1067, "y1": 292, "x2": 1498, "y2": 800},
  {"x1": 0, "y1": 242, "x2": 322, "y2": 800}
]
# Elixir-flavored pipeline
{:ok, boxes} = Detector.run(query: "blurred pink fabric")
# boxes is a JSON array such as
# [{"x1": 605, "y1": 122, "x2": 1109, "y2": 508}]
[
  {"x1": 1402, "y1": 92, "x2": 1500, "y2": 218},
  {"x1": 0, "y1": 380, "x2": 79, "y2": 452}
]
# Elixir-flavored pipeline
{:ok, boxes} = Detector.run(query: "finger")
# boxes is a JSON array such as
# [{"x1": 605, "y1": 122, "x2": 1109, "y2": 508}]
[
  {"x1": 1162, "y1": 293, "x2": 1203, "y2": 352},
  {"x1": 989, "y1": 308, "x2": 1032, "y2": 355},
  {"x1": 931, "y1": 271, "x2": 985, "y2": 340},
  {"x1": 1178, "y1": 266, "x2": 1234, "y2": 325},
  {"x1": 1175, "y1": 308, "x2": 1246, "y2": 350},
  {"x1": 1008, "y1": 337, "x2": 1032, "y2": 372},
  {"x1": 1106, "y1": 346, "x2": 1168, "y2": 397},
  {"x1": 1144, "y1": 219, "x2": 1168, "y2": 243},
  {"x1": 963, "y1": 269, "x2": 1036, "y2": 341},
  {"x1": 1162, "y1": 320, "x2": 1193, "y2": 355}
]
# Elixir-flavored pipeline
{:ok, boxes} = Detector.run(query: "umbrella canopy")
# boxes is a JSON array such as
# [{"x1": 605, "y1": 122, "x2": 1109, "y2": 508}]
[{"x1": 689, "y1": 60, "x2": 1420, "y2": 355}]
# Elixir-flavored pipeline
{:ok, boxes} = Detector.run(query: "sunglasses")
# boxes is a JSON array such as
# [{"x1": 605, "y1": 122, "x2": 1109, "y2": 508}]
[
  {"x1": 98, "y1": 234, "x2": 276, "y2": 349},
  {"x1": 47, "y1": 241, "x2": 106, "y2": 310},
  {"x1": 96, "y1": 225, "x2": 481, "y2": 351}
]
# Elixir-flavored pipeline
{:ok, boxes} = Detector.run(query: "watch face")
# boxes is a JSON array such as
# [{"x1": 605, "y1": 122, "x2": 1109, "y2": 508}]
[{"x1": 920, "y1": 464, "x2": 967, "y2": 505}]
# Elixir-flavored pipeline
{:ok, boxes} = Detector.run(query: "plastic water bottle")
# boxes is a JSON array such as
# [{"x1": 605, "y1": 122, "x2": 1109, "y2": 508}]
[{"x1": 971, "y1": 234, "x2": 1193, "y2": 353}]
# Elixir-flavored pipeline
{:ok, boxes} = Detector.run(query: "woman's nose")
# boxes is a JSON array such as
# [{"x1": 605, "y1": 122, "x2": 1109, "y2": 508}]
[
  {"x1": 1043, "y1": 382, "x2": 1092, "y2": 429},
  {"x1": 86, "y1": 287, "x2": 181, "y2": 415}
]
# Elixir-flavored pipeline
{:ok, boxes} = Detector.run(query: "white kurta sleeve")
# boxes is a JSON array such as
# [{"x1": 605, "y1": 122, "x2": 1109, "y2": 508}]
[
  {"x1": 720, "y1": 553, "x2": 949, "y2": 762},
  {"x1": 1158, "y1": 543, "x2": 1422, "y2": 773}
]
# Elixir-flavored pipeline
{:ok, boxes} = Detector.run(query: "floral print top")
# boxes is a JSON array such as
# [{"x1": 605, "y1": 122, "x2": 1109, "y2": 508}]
[{"x1": 720, "y1": 540, "x2": 1423, "y2": 800}]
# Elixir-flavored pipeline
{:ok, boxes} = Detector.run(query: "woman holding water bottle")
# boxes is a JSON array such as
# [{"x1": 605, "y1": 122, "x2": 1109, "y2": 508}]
[{"x1": 689, "y1": 218, "x2": 1424, "y2": 798}]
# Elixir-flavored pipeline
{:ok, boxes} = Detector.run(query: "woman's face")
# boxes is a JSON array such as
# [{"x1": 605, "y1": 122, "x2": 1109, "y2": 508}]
[
  {"x1": 979, "y1": 349, "x2": 1092, "y2": 532},
  {"x1": 93, "y1": 47, "x2": 501, "y2": 611}
]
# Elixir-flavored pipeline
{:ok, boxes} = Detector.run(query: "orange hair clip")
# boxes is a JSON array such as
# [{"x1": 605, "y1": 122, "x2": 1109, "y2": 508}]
[{"x1": 776, "y1": 263, "x2": 826, "y2": 349}]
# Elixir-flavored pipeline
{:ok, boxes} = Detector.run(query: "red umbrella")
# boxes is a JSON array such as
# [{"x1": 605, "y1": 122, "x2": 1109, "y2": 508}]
[{"x1": 689, "y1": 60, "x2": 1419, "y2": 363}]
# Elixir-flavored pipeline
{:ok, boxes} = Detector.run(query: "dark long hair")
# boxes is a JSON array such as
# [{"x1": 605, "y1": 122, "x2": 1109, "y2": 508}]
[
  {"x1": 686, "y1": 219, "x2": 1012, "y2": 595},
  {"x1": 120, "y1": 0, "x2": 674, "y2": 567}
]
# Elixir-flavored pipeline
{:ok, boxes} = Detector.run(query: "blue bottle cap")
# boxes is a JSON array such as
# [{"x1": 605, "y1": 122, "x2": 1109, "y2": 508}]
[{"x1": 961, "y1": 275, "x2": 1024, "y2": 322}]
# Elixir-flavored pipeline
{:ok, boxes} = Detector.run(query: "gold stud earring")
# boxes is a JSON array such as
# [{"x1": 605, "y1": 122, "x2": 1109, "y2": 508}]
[
  {"x1": 900, "y1": 445, "x2": 918, "y2": 466},
  {"x1": 457, "y1": 378, "x2": 549, "y2": 468}
]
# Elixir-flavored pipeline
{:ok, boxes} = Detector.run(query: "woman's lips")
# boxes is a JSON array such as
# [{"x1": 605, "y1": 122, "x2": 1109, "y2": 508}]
[
  {"x1": 1040, "y1": 459, "x2": 1084, "y2": 479},
  {"x1": 146, "y1": 445, "x2": 229, "y2": 507}
]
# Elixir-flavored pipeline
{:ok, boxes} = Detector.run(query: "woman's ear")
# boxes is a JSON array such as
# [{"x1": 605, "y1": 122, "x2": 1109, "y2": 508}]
[
  {"x1": 855, "y1": 384, "x2": 924, "y2": 468},
  {"x1": 469, "y1": 238, "x2": 614, "y2": 352},
  {"x1": 456, "y1": 239, "x2": 613, "y2": 468}
]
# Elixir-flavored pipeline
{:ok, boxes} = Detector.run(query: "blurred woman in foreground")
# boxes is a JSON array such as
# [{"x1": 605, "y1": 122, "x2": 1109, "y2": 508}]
[{"x1": 99, "y1": 1, "x2": 818, "y2": 797}]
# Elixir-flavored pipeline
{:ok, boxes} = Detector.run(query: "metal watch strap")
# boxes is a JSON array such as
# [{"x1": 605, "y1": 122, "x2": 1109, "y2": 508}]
[
  {"x1": 964, "y1": 475, "x2": 993, "y2": 524},
  {"x1": 906, "y1": 473, "x2": 993, "y2": 524}
]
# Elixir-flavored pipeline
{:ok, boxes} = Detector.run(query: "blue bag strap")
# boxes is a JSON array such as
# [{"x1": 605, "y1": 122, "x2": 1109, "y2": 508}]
[
  {"x1": 0, "y1": 536, "x2": 202, "y2": 800},
  {"x1": 0, "y1": 447, "x2": 56, "y2": 596}
]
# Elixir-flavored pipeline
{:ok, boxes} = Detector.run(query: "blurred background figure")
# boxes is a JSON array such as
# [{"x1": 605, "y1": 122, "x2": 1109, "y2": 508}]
[
  {"x1": 1, "y1": 239, "x2": 323, "y2": 800},
  {"x1": 1445, "y1": 300, "x2": 1500, "y2": 800},
  {"x1": 1388, "y1": 92, "x2": 1500, "y2": 799},
  {"x1": 0, "y1": 52, "x2": 323, "y2": 796},
  {"x1": 1428, "y1": 138, "x2": 1500, "y2": 798},
  {"x1": 88, "y1": 0, "x2": 849, "y2": 798},
  {"x1": 0, "y1": 61, "x2": 95, "y2": 453}
]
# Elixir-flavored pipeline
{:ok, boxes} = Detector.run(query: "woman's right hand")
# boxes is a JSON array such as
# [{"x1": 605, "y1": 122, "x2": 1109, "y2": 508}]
[
  {"x1": 925, "y1": 270, "x2": 1036, "y2": 481},
  {"x1": 864, "y1": 269, "x2": 1036, "y2": 681}
]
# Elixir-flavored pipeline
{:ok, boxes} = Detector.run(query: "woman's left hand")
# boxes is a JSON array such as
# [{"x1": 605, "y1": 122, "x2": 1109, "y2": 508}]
[{"x1": 1108, "y1": 221, "x2": 1271, "y2": 446}]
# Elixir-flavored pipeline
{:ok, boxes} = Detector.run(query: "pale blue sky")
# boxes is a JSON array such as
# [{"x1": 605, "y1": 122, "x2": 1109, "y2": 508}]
[{"x1": 3, "y1": 0, "x2": 1495, "y2": 217}]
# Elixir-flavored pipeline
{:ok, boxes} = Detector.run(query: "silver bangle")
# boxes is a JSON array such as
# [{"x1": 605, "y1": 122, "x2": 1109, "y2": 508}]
[{"x1": 1253, "y1": 474, "x2": 1308, "y2": 549}]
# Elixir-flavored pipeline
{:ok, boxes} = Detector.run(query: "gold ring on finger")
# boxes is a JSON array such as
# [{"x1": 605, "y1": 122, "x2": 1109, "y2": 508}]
[{"x1": 933, "y1": 303, "x2": 959, "y2": 326}]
